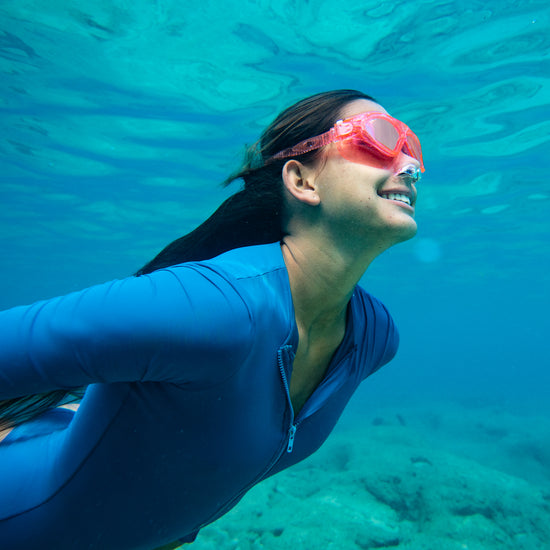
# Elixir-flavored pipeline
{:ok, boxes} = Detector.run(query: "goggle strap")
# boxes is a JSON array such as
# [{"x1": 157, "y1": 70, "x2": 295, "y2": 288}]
[{"x1": 270, "y1": 128, "x2": 334, "y2": 161}]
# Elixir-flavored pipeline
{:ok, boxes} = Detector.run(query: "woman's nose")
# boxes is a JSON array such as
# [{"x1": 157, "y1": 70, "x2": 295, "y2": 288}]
[{"x1": 394, "y1": 153, "x2": 421, "y2": 183}]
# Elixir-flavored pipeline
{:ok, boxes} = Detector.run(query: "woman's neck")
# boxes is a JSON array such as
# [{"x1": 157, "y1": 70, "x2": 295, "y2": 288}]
[{"x1": 281, "y1": 235, "x2": 372, "y2": 335}]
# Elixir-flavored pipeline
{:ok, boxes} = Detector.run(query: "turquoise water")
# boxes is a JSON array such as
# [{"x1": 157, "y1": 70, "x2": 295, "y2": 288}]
[{"x1": 1, "y1": 2, "x2": 549, "y2": 548}]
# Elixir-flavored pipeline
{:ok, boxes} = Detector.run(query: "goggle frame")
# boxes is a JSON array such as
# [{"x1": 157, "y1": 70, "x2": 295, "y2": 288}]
[{"x1": 270, "y1": 112, "x2": 425, "y2": 173}]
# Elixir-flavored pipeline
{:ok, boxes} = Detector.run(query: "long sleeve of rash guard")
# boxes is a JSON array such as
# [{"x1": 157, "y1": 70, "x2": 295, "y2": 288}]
[{"x1": 0, "y1": 264, "x2": 254, "y2": 400}]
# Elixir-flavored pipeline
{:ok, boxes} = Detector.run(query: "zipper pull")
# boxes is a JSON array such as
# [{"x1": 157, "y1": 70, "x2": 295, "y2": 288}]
[{"x1": 287, "y1": 424, "x2": 297, "y2": 453}]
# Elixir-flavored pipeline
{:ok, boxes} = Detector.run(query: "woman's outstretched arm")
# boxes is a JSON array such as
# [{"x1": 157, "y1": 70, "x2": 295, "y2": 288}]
[{"x1": 0, "y1": 264, "x2": 253, "y2": 418}]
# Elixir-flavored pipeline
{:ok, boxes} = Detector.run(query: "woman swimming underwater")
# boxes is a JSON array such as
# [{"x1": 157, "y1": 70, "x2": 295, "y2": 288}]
[{"x1": 0, "y1": 90, "x2": 424, "y2": 550}]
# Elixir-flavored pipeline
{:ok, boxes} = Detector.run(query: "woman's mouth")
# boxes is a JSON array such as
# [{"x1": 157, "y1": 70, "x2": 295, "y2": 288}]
[
  {"x1": 378, "y1": 187, "x2": 416, "y2": 209},
  {"x1": 379, "y1": 192, "x2": 412, "y2": 206}
]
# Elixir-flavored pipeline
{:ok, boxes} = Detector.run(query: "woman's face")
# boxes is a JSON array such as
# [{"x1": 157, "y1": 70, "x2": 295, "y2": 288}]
[{"x1": 314, "y1": 99, "x2": 420, "y2": 251}]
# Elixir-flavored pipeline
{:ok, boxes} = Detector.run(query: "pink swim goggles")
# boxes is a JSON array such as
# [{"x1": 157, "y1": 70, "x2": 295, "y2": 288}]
[{"x1": 270, "y1": 111, "x2": 425, "y2": 175}]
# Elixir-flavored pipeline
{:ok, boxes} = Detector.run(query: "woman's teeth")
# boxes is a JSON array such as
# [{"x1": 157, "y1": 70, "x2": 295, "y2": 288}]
[{"x1": 382, "y1": 193, "x2": 411, "y2": 206}]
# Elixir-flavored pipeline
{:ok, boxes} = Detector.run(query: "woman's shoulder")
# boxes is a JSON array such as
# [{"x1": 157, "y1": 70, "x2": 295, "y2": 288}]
[
  {"x1": 182, "y1": 242, "x2": 290, "y2": 305},
  {"x1": 201, "y1": 242, "x2": 286, "y2": 279},
  {"x1": 162, "y1": 242, "x2": 293, "y2": 322},
  {"x1": 159, "y1": 242, "x2": 286, "y2": 282},
  {"x1": 352, "y1": 285, "x2": 399, "y2": 373},
  {"x1": 351, "y1": 285, "x2": 399, "y2": 348},
  {"x1": 352, "y1": 285, "x2": 393, "y2": 319}
]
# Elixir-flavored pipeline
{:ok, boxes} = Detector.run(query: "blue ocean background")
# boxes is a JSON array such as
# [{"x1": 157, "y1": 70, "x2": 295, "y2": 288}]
[{"x1": 1, "y1": 1, "x2": 549, "y2": 548}]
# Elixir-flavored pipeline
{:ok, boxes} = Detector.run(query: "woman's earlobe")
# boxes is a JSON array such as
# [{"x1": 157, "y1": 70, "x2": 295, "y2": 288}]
[{"x1": 282, "y1": 161, "x2": 320, "y2": 206}]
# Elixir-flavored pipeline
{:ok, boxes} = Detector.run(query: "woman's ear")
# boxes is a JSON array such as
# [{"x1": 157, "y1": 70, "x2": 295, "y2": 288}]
[{"x1": 281, "y1": 160, "x2": 321, "y2": 206}]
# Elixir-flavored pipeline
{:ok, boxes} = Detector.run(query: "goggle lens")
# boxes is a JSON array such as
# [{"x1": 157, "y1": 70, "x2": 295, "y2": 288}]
[
  {"x1": 405, "y1": 135, "x2": 424, "y2": 167},
  {"x1": 365, "y1": 117, "x2": 400, "y2": 151},
  {"x1": 360, "y1": 116, "x2": 424, "y2": 170}
]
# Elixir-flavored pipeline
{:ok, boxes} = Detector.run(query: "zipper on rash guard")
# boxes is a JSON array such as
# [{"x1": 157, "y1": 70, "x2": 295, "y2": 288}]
[
  {"x1": 278, "y1": 342, "x2": 357, "y2": 453},
  {"x1": 277, "y1": 344, "x2": 299, "y2": 453},
  {"x1": 287, "y1": 424, "x2": 297, "y2": 452}
]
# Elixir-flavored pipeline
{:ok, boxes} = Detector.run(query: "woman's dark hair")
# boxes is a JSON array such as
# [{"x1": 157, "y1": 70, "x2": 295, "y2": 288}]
[
  {"x1": 0, "y1": 89, "x2": 375, "y2": 434},
  {"x1": 0, "y1": 389, "x2": 85, "y2": 434},
  {"x1": 136, "y1": 89, "x2": 375, "y2": 274}
]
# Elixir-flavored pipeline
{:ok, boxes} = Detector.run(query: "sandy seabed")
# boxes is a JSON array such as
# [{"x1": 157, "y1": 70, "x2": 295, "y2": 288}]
[{"x1": 190, "y1": 403, "x2": 550, "y2": 550}]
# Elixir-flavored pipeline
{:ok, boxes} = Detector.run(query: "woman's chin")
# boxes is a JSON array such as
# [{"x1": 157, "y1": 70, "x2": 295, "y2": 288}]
[{"x1": 392, "y1": 219, "x2": 418, "y2": 244}]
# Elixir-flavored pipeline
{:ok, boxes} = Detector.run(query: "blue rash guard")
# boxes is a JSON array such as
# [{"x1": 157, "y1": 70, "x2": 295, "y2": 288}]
[{"x1": 0, "y1": 242, "x2": 398, "y2": 550}]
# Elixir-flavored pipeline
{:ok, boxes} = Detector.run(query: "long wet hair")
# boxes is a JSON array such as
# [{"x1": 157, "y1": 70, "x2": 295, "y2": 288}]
[
  {"x1": 0, "y1": 89, "x2": 375, "y2": 433},
  {"x1": 136, "y1": 89, "x2": 375, "y2": 273}
]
